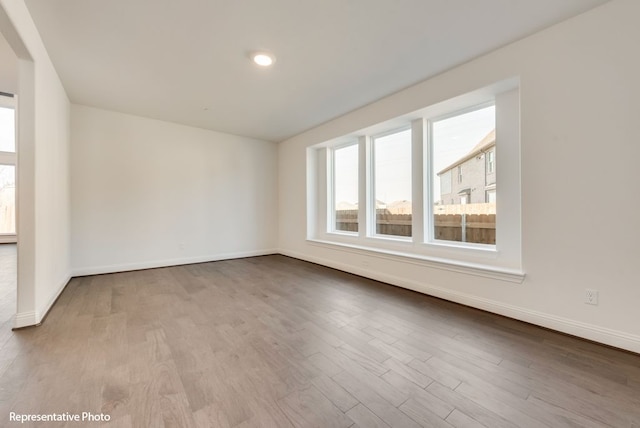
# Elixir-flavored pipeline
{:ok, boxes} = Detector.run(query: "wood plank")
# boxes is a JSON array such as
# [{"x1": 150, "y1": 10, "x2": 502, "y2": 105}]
[
  {"x1": 310, "y1": 374, "x2": 359, "y2": 413},
  {"x1": 381, "y1": 370, "x2": 450, "y2": 418},
  {"x1": 333, "y1": 371, "x2": 422, "y2": 428},
  {"x1": 398, "y1": 398, "x2": 454, "y2": 428},
  {"x1": 277, "y1": 385, "x2": 352, "y2": 428},
  {"x1": 346, "y1": 403, "x2": 391, "y2": 428},
  {"x1": 368, "y1": 338, "x2": 415, "y2": 364},
  {"x1": 382, "y1": 358, "x2": 434, "y2": 389},
  {"x1": 445, "y1": 409, "x2": 487, "y2": 428},
  {"x1": 454, "y1": 382, "x2": 546, "y2": 427}
]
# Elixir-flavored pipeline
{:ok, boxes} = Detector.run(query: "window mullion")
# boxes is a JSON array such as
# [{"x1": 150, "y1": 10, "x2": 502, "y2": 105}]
[
  {"x1": 424, "y1": 120, "x2": 435, "y2": 243},
  {"x1": 317, "y1": 148, "x2": 328, "y2": 236},
  {"x1": 365, "y1": 136, "x2": 376, "y2": 238},
  {"x1": 411, "y1": 119, "x2": 424, "y2": 244},
  {"x1": 358, "y1": 136, "x2": 367, "y2": 239}
]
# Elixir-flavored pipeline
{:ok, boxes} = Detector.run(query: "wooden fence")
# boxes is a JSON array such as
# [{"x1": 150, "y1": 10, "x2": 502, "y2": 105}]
[
  {"x1": 434, "y1": 213, "x2": 495, "y2": 244},
  {"x1": 335, "y1": 210, "x2": 495, "y2": 244},
  {"x1": 376, "y1": 211, "x2": 411, "y2": 237},
  {"x1": 335, "y1": 210, "x2": 358, "y2": 232}
]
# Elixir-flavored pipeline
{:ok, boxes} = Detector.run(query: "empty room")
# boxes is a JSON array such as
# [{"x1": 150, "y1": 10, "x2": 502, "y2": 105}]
[{"x1": 0, "y1": 0, "x2": 639, "y2": 426}]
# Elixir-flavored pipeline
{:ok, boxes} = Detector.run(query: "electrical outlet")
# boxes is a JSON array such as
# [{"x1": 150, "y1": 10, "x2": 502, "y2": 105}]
[{"x1": 585, "y1": 289, "x2": 598, "y2": 305}]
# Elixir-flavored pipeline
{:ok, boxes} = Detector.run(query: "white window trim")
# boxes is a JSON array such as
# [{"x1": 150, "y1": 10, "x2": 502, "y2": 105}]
[
  {"x1": 425, "y1": 100, "x2": 495, "y2": 245},
  {"x1": 307, "y1": 79, "x2": 523, "y2": 282},
  {"x1": 307, "y1": 238, "x2": 524, "y2": 283}
]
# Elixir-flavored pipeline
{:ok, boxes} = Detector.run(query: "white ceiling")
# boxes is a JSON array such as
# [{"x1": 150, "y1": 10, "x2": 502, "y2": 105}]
[{"x1": 24, "y1": 0, "x2": 607, "y2": 142}]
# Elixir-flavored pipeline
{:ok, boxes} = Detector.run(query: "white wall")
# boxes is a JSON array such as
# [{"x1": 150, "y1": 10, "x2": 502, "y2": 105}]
[
  {"x1": 71, "y1": 105, "x2": 278, "y2": 274},
  {"x1": 0, "y1": 0, "x2": 71, "y2": 327},
  {"x1": 34, "y1": 59, "x2": 70, "y2": 322},
  {"x1": 278, "y1": 0, "x2": 640, "y2": 353},
  {"x1": 0, "y1": 31, "x2": 17, "y2": 94}
]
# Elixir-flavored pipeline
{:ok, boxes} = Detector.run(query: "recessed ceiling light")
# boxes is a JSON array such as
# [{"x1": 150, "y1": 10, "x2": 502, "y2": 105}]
[{"x1": 251, "y1": 51, "x2": 276, "y2": 67}]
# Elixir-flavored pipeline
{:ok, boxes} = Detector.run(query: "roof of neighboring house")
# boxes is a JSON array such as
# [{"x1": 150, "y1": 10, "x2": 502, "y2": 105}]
[
  {"x1": 437, "y1": 129, "x2": 495, "y2": 176},
  {"x1": 386, "y1": 200, "x2": 412, "y2": 214},
  {"x1": 336, "y1": 201, "x2": 357, "y2": 210},
  {"x1": 387, "y1": 200, "x2": 411, "y2": 209}
]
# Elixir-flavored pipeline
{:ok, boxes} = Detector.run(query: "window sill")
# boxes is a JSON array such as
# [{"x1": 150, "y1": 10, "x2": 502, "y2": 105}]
[
  {"x1": 307, "y1": 238, "x2": 525, "y2": 283},
  {"x1": 0, "y1": 234, "x2": 17, "y2": 244}
]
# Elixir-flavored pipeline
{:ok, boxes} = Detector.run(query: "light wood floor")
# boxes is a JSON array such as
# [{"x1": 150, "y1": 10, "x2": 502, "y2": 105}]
[
  {"x1": 0, "y1": 255, "x2": 638, "y2": 427},
  {"x1": 0, "y1": 244, "x2": 16, "y2": 351}
]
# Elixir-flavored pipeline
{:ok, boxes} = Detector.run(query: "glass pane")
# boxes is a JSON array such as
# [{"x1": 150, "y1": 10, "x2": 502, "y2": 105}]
[
  {"x1": 0, "y1": 165, "x2": 16, "y2": 234},
  {"x1": 334, "y1": 144, "x2": 359, "y2": 232},
  {"x1": 432, "y1": 105, "x2": 495, "y2": 244},
  {"x1": 0, "y1": 107, "x2": 15, "y2": 153},
  {"x1": 373, "y1": 129, "x2": 412, "y2": 237}
]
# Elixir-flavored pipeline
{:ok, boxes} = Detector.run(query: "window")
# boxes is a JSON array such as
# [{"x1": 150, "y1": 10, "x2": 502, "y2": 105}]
[
  {"x1": 372, "y1": 128, "x2": 412, "y2": 237},
  {"x1": 431, "y1": 105, "x2": 495, "y2": 245},
  {"x1": 0, "y1": 105, "x2": 15, "y2": 152},
  {"x1": 332, "y1": 144, "x2": 359, "y2": 233},
  {"x1": 487, "y1": 150, "x2": 495, "y2": 173},
  {"x1": 0, "y1": 165, "x2": 15, "y2": 235},
  {"x1": 0, "y1": 95, "x2": 17, "y2": 242},
  {"x1": 439, "y1": 170, "x2": 451, "y2": 204},
  {"x1": 309, "y1": 81, "x2": 522, "y2": 278}
]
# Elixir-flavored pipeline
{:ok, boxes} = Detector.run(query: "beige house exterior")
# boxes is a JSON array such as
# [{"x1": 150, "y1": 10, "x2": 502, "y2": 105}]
[{"x1": 437, "y1": 129, "x2": 496, "y2": 206}]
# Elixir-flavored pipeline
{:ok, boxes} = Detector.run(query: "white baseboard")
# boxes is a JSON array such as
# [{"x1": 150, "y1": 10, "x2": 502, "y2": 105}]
[
  {"x1": 279, "y1": 249, "x2": 640, "y2": 354},
  {"x1": 14, "y1": 272, "x2": 71, "y2": 329},
  {"x1": 13, "y1": 310, "x2": 39, "y2": 329},
  {"x1": 37, "y1": 273, "x2": 72, "y2": 323},
  {"x1": 71, "y1": 248, "x2": 279, "y2": 277}
]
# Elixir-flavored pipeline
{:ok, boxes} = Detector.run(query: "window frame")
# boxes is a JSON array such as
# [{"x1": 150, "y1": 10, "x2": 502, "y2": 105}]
[
  {"x1": 0, "y1": 94, "x2": 17, "y2": 244},
  {"x1": 329, "y1": 141, "x2": 360, "y2": 236},
  {"x1": 308, "y1": 80, "x2": 523, "y2": 281},
  {"x1": 426, "y1": 101, "x2": 496, "y2": 248},
  {"x1": 486, "y1": 189, "x2": 496, "y2": 203},
  {"x1": 487, "y1": 150, "x2": 495, "y2": 173},
  {"x1": 369, "y1": 125, "x2": 413, "y2": 240}
]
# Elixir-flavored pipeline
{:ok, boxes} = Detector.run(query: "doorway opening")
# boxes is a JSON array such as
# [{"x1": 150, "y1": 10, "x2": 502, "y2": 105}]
[
  {"x1": 0, "y1": 93, "x2": 16, "y2": 330},
  {"x1": 0, "y1": 93, "x2": 16, "y2": 244},
  {"x1": 0, "y1": 20, "x2": 19, "y2": 329}
]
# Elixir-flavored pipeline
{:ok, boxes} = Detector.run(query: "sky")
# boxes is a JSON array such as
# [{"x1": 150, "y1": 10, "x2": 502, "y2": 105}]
[
  {"x1": 334, "y1": 144, "x2": 359, "y2": 206},
  {"x1": 374, "y1": 129, "x2": 412, "y2": 203},
  {"x1": 334, "y1": 105, "x2": 495, "y2": 207},
  {"x1": 0, "y1": 165, "x2": 14, "y2": 188},
  {"x1": 0, "y1": 107, "x2": 15, "y2": 153},
  {"x1": 0, "y1": 107, "x2": 16, "y2": 190},
  {"x1": 432, "y1": 105, "x2": 495, "y2": 201}
]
